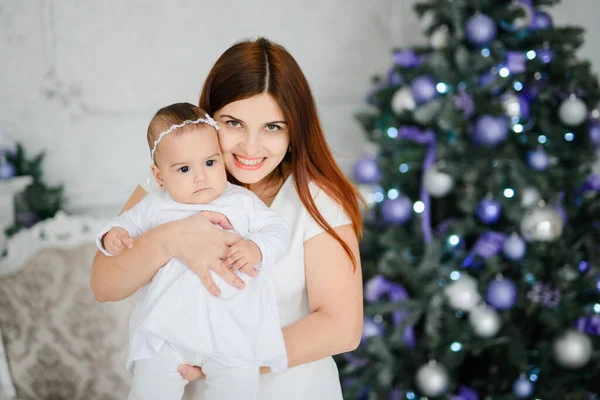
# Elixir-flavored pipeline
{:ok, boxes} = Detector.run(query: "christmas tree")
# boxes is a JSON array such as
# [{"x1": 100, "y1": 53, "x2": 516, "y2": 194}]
[{"x1": 338, "y1": 0, "x2": 600, "y2": 398}]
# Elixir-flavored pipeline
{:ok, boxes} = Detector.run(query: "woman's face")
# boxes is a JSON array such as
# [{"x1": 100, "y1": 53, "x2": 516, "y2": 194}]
[{"x1": 214, "y1": 93, "x2": 290, "y2": 185}]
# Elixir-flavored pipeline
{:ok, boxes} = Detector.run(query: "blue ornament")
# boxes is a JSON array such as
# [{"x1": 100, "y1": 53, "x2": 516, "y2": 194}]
[
  {"x1": 537, "y1": 48, "x2": 554, "y2": 64},
  {"x1": 362, "y1": 317, "x2": 383, "y2": 339},
  {"x1": 506, "y1": 51, "x2": 526, "y2": 74},
  {"x1": 477, "y1": 198, "x2": 502, "y2": 224},
  {"x1": 527, "y1": 149, "x2": 549, "y2": 171},
  {"x1": 589, "y1": 122, "x2": 600, "y2": 146},
  {"x1": 512, "y1": 376, "x2": 534, "y2": 398},
  {"x1": 393, "y1": 49, "x2": 420, "y2": 68},
  {"x1": 353, "y1": 157, "x2": 381, "y2": 184},
  {"x1": 486, "y1": 277, "x2": 517, "y2": 310},
  {"x1": 503, "y1": 234, "x2": 526, "y2": 261},
  {"x1": 530, "y1": 11, "x2": 553, "y2": 30},
  {"x1": 466, "y1": 14, "x2": 497, "y2": 46},
  {"x1": 387, "y1": 69, "x2": 403, "y2": 86},
  {"x1": 454, "y1": 385, "x2": 479, "y2": 400},
  {"x1": 381, "y1": 196, "x2": 412, "y2": 225},
  {"x1": 473, "y1": 115, "x2": 509, "y2": 147},
  {"x1": 410, "y1": 76, "x2": 438, "y2": 105},
  {"x1": 0, "y1": 161, "x2": 16, "y2": 180}
]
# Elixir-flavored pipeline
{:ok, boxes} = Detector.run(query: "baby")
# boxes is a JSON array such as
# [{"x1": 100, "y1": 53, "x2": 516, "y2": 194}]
[{"x1": 96, "y1": 103, "x2": 289, "y2": 400}]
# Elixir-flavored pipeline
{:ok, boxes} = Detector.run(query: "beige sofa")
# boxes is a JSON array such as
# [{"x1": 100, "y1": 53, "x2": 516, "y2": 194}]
[{"x1": 0, "y1": 243, "x2": 135, "y2": 400}]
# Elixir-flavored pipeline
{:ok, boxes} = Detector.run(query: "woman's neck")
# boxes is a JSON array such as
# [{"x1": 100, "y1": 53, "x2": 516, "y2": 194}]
[{"x1": 249, "y1": 174, "x2": 286, "y2": 206}]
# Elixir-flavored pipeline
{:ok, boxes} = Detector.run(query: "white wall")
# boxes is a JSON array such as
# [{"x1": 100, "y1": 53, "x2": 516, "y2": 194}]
[{"x1": 1, "y1": 0, "x2": 599, "y2": 216}]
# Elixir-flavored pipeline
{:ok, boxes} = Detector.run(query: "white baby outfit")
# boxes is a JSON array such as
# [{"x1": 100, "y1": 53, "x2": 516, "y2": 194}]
[{"x1": 96, "y1": 183, "x2": 290, "y2": 400}]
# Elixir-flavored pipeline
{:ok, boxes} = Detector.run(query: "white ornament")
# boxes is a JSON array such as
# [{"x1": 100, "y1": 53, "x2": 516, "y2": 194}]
[
  {"x1": 415, "y1": 361, "x2": 449, "y2": 397},
  {"x1": 521, "y1": 186, "x2": 541, "y2": 208},
  {"x1": 553, "y1": 330, "x2": 593, "y2": 369},
  {"x1": 391, "y1": 87, "x2": 416, "y2": 115},
  {"x1": 558, "y1": 95, "x2": 588, "y2": 127},
  {"x1": 444, "y1": 274, "x2": 481, "y2": 311},
  {"x1": 420, "y1": 11, "x2": 436, "y2": 31},
  {"x1": 502, "y1": 233, "x2": 526, "y2": 260},
  {"x1": 423, "y1": 165, "x2": 454, "y2": 197},
  {"x1": 469, "y1": 304, "x2": 501, "y2": 338},
  {"x1": 502, "y1": 92, "x2": 523, "y2": 119},
  {"x1": 520, "y1": 205, "x2": 563, "y2": 242},
  {"x1": 430, "y1": 25, "x2": 449, "y2": 49}
]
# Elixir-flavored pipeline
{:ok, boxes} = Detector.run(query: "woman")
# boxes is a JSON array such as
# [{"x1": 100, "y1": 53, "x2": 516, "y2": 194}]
[{"x1": 91, "y1": 37, "x2": 364, "y2": 399}]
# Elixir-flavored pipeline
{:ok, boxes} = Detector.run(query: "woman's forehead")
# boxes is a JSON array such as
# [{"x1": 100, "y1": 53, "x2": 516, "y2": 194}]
[{"x1": 218, "y1": 93, "x2": 285, "y2": 122}]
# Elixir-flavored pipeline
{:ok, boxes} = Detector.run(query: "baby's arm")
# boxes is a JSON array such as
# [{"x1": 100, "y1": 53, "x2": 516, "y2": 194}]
[
  {"x1": 230, "y1": 192, "x2": 290, "y2": 273},
  {"x1": 96, "y1": 194, "x2": 155, "y2": 256}
]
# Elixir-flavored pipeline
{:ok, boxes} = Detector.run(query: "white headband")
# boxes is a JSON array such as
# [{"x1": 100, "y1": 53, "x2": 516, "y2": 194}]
[{"x1": 150, "y1": 113, "x2": 220, "y2": 160}]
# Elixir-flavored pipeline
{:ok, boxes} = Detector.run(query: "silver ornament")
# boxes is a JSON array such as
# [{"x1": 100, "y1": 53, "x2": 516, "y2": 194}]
[
  {"x1": 423, "y1": 165, "x2": 454, "y2": 197},
  {"x1": 510, "y1": 1, "x2": 533, "y2": 30},
  {"x1": 520, "y1": 186, "x2": 541, "y2": 208},
  {"x1": 558, "y1": 95, "x2": 588, "y2": 127},
  {"x1": 553, "y1": 330, "x2": 593, "y2": 369},
  {"x1": 520, "y1": 205, "x2": 563, "y2": 242},
  {"x1": 469, "y1": 304, "x2": 501, "y2": 338},
  {"x1": 502, "y1": 92, "x2": 523, "y2": 118},
  {"x1": 391, "y1": 87, "x2": 416, "y2": 115},
  {"x1": 444, "y1": 274, "x2": 481, "y2": 311},
  {"x1": 415, "y1": 361, "x2": 449, "y2": 397},
  {"x1": 430, "y1": 25, "x2": 449, "y2": 50}
]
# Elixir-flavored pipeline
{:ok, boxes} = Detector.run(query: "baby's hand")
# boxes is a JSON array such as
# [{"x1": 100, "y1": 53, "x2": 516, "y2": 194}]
[
  {"x1": 103, "y1": 227, "x2": 133, "y2": 255},
  {"x1": 223, "y1": 239, "x2": 262, "y2": 273}
]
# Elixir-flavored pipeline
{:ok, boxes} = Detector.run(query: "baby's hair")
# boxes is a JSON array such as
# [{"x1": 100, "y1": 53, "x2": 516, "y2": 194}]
[{"x1": 147, "y1": 102, "x2": 209, "y2": 153}]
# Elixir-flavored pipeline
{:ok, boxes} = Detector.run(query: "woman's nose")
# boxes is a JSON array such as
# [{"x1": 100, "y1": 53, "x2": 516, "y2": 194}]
[{"x1": 240, "y1": 133, "x2": 259, "y2": 156}]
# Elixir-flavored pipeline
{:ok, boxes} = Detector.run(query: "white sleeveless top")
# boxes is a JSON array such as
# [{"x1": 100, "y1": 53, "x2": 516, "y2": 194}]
[{"x1": 142, "y1": 175, "x2": 352, "y2": 400}]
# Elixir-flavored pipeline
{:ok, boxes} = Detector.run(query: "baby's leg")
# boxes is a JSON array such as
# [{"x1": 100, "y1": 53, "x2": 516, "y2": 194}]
[
  {"x1": 202, "y1": 359, "x2": 260, "y2": 400},
  {"x1": 128, "y1": 343, "x2": 189, "y2": 400}
]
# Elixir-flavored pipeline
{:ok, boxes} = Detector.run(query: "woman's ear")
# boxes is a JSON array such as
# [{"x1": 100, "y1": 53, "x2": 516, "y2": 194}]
[{"x1": 151, "y1": 164, "x2": 164, "y2": 188}]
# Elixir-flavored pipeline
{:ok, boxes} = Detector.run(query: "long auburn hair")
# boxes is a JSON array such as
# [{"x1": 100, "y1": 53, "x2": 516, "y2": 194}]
[{"x1": 199, "y1": 37, "x2": 364, "y2": 270}]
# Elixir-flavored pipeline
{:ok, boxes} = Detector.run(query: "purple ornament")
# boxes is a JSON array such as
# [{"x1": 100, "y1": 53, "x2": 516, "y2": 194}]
[
  {"x1": 393, "y1": 49, "x2": 420, "y2": 68},
  {"x1": 530, "y1": 11, "x2": 553, "y2": 30},
  {"x1": 455, "y1": 91, "x2": 475, "y2": 117},
  {"x1": 574, "y1": 315, "x2": 600, "y2": 336},
  {"x1": 506, "y1": 52, "x2": 526, "y2": 74},
  {"x1": 537, "y1": 48, "x2": 554, "y2": 64},
  {"x1": 477, "y1": 198, "x2": 502, "y2": 224},
  {"x1": 410, "y1": 76, "x2": 438, "y2": 105},
  {"x1": 513, "y1": 376, "x2": 534, "y2": 398},
  {"x1": 387, "y1": 69, "x2": 403, "y2": 86},
  {"x1": 473, "y1": 231, "x2": 507, "y2": 259},
  {"x1": 473, "y1": 115, "x2": 509, "y2": 147},
  {"x1": 0, "y1": 161, "x2": 16, "y2": 180},
  {"x1": 453, "y1": 386, "x2": 479, "y2": 400},
  {"x1": 527, "y1": 149, "x2": 549, "y2": 171},
  {"x1": 466, "y1": 14, "x2": 497, "y2": 46},
  {"x1": 527, "y1": 282, "x2": 561, "y2": 307},
  {"x1": 381, "y1": 196, "x2": 412, "y2": 225},
  {"x1": 365, "y1": 275, "x2": 415, "y2": 347},
  {"x1": 362, "y1": 317, "x2": 383, "y2": 339},
  {"x1": 486, "y1": 277, "x2": 517, "y2": 310},
  {"x1": 589, "y1": 122, "x2": 600, "y2": 146},
  {"x1": 353, "y1": 157, "x2": 381, "y2": 184}
]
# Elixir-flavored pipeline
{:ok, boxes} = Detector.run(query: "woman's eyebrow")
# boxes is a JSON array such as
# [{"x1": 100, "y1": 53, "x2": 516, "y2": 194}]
[{"x1": 220, "y1": 114, "x2": 287, "y2": 125}]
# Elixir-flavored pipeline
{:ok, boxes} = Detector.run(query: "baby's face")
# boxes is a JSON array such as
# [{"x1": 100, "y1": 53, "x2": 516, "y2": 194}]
[{"x1": 152, "y1": 126, "x2": 227, "y2": 204}]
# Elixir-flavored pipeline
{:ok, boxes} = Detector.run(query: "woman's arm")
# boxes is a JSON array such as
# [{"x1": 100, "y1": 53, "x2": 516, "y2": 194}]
[
  {"x1": 283, "y1": 224, "x2": 363, "y2": 367},
  {"x1": 91, "y1": 186, "x2": 245, "y2": 302}
]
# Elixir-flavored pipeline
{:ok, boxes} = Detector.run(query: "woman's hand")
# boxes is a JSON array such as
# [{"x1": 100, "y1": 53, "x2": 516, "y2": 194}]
[
  {"x1": 169, "y1": 211, "x2": 244, "y2": 296},
  {"x1": 177, "y1": 365, "x2": 271, "y2": 380}
]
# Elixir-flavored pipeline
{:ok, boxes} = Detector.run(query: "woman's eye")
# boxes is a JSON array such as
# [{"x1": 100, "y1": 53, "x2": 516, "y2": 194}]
[
  {"x1": 179, "y1": 166, "x2": 190, "y2": 173},
  {"x1": 206, "y1": 160, "x2": 216, "y2": 167},
  {"x1": 227, "y1": 120, "x2": 242, "y2": 128},
  {"x1": 265, "y1": 124, "x2": 281, "y2": 132}
]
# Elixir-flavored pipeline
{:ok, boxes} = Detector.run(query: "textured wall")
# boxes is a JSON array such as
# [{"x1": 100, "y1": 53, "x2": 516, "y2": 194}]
[{"x1": 1, "y1": 0, "x2": 599, "y2": 216}]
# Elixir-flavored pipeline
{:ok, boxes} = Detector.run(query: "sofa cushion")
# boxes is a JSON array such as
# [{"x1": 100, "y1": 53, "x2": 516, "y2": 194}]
[{"x1": 0, "y1": 244, "x2": 135, "y2": 400}]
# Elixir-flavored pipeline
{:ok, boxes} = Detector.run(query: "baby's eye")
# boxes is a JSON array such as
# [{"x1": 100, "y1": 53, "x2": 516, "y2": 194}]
[
  {"x1": 179, "y1": 166, "x2": 190, "y2": 173},
  {"x1": 206, "y1": 160, "x2": 216, "y2": 167},
  {"x1": 227, "y1": 120, "x2": 242, "y2": 128}
]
